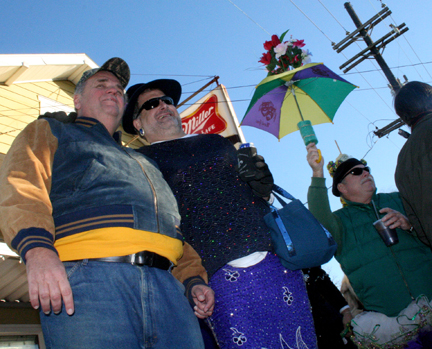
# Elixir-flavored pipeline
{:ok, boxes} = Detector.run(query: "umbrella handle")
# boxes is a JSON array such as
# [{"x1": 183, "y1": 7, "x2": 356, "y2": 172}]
[
  {"x1": 298, "y1": 121, "x2": 318, "y2": 146},
  {"x1": 316, "y1": 149, "x2": 322, "y2": 163}
]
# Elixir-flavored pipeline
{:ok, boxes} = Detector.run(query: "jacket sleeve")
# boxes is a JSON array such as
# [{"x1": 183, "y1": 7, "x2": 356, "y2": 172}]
[
  {"x1": 0, "y1": 119, "x2": 58, "y2": 261},
  {"x1": 307, "y1": 177, "x2": 345, "y2": 254},
  {"x1": 400, "y1": 195, "x2": 429, "y2": 242},
  {"x1": 172, "y1": 241, "x2": 209, "y2": 304}
]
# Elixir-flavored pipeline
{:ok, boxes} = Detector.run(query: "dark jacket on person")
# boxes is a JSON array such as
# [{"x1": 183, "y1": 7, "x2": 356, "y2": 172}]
[{"x1": 395, "y1": 113, "x2": 432, "y2": 247}]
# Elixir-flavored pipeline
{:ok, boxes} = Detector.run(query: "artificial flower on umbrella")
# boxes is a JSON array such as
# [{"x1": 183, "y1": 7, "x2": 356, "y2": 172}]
[
  {"x1": 242, "y1": 30, "x2": 357, "y2": 160},
  {"x1": 258, "y1": 30, "x2": 312, "y2": 75}
]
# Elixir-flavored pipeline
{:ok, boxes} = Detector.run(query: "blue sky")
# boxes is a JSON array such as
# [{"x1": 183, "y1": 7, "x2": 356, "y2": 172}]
[{"x1": 2, "y1": 0, "x2": 431, "y2": 285}]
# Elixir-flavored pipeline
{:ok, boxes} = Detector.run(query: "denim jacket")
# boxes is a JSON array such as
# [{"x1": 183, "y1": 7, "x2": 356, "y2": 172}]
[{"x1": 0, "y1": 117, "x2": 182, "y2": 261}]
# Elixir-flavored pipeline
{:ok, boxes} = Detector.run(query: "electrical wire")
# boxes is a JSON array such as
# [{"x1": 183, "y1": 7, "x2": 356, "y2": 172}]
[
  {"x1": 367, "y1": 0, "x2": 432, "y2": 81},
  {"x1": 288, "y1": 0, "x2": 334, "y2": 44},
  {"x1": 132, "y1": 73, "x2": 214, "y2": 78},
  {"x1": 362, "y1": 135, "x2": 378, "y2": 160},
  {"x1": 317, "y1": 0, "x2": 350, "y2": 34},
  {"x1": 344, "y1": 61, "x2": 432, "y2": 75},
  {"x1": 317, "y1": 0, "x2": 391, "y2": 85},
  {"x1": 289, "y1": 0, "x2": 394, "y2": 111},
  {"x1": 344, "y1": 99, "x2": 375, "y2": 124},
  {"x1": 224, "y1": 0, "x2": 270, "y2": 35},
  {"x1": 284, "y1": 0, "x2": 411, "y2": 158}
]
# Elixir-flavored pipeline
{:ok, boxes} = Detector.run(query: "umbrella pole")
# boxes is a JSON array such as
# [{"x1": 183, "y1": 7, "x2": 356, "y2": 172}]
[
  {"x1": 291, "y1": 87, "x2": 322, "y2": 163},
  {"x1": 291, "y1": 87, "x2": 304, "y2": 121}
]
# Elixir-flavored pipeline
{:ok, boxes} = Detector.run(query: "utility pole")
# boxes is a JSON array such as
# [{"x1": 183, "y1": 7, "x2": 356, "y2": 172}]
[{"x1": 333, "y1": 2, "x2": 409, "y2": 138}]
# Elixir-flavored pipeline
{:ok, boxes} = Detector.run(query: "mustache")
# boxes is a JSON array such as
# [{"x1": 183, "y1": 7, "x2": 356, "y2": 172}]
[{"x1": 361, "y1": 176, "x2": 374, "y2": 184}]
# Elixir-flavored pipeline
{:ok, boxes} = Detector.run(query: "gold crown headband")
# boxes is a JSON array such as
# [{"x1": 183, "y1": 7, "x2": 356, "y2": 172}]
[{"x1": 327, "y1": 154, "x2": 367, "y2": 178}]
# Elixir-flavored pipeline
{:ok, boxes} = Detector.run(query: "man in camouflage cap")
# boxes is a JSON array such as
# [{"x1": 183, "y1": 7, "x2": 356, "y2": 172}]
[
  {"x1": 0, "y1": 58, "x2": 208, "y2": 348},
  {"x1": 76, "y1": 57, "x2": 130, "y2": 90}
]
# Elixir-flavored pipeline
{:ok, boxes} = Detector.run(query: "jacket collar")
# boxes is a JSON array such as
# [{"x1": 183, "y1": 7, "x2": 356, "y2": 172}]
[
  {"x1": 343, "y1": 188, "x2": 378, "y2": 208},
  {"x1": 74, "y1": 117, "x2": 122, "y2": 145},
  {"x1": 411, "y1": 112, "x2": 432, "y2": 131}
]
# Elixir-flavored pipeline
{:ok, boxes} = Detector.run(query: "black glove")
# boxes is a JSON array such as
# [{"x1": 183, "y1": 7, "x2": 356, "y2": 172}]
[
  {"x1": 38, "y1": 111, "x2": 77, "y2": 124},
  {"x1": 237, "y1": 147, "x2": 274, "y2": 198}
]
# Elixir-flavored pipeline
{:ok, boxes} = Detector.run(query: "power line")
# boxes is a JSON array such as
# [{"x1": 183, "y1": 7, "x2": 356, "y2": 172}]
[
  {"x1": 319, "y1": 1, "x2": 393, "y2": 85},
  {"x1": 130, "y1": 61, "x2": 432, "y2": 92},
  {"x1": 344, "y1": 61, "x2": 432, "y2": 75},
  {"x1": 288, "y1": 0, "x2": 334, "y2": 43},
  {"x1": 362, "y1": 134, "x2": 377, "y2": 160},
  {"x1": 344, "y1": 100, "x2": 374, "y2": 124},
  {"x1": 287, "y1": 0, "x2": 394, "y2": 110},
  {"x1": 367, "y1": 0, "x2": 432, "y2": 81},
  {"x1": 132, "y1": 73, "x2": 214, "y2": 78},
  {"x1": 224, "y1": 0, "x2": 270, "y2": 35},
  {"x1": 317, "y1": 0, "x2": 350, "y2": 34},
  {"x1": 290, "y1": 0, "x2": 400, "y2": 116}
]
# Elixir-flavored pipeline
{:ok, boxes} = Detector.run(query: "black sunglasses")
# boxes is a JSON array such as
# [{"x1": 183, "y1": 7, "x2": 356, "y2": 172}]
[
  {"x1": 342, "y1": 166, "x2": 371, "y2": 179},
  {"x1": 137, "y1": 96, "x2": 174, "y2": 116}
]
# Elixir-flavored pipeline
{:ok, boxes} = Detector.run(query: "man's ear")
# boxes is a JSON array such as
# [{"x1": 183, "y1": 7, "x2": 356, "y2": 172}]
[
  {"x1": 74, "y1": 94, "x2": 81, "y2": 112},
  {"x1": 133, "y1": 118, "x2": 141, "y2": 131},
  {"x1": 338, "y1": 182, "x2": 347, "y2": 195}
]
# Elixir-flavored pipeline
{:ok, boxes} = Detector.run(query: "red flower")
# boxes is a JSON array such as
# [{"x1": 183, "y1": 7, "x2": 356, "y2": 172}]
[
  {"x1": 292, "y1": 39, "x2": 305, "y2": 48},
  {"x1": 271, "y1": 35, "x2": 281, "y2": 47},
  {"x1": 263, "y1": 40, "x2": 273, "y2": 51},
  {"x1": 259, "y1": 52, "x2": 272, "y2": 65},
  {"x1": 263, "y1": 35, "x2": 281, "y2": 50}
]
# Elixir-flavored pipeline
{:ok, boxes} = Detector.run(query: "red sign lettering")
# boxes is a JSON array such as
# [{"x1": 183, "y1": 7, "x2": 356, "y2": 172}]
[{"x1": 181, "y1": 94, "x2": 227, "y2": 135}]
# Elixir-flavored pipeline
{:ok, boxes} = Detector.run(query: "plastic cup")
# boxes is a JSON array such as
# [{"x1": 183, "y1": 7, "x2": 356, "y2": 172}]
[{"x1": 373, "y1": 219, "x2": 399, "y2": 247}]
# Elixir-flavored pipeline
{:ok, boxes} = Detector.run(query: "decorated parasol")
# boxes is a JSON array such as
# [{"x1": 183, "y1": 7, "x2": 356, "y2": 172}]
[{"x1": 241, "y1": 30, "x2": 357, "y2": 159}]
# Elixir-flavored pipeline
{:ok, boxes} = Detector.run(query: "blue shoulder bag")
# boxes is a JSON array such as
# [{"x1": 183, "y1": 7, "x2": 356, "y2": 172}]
[{"x1": 264, "y1": 184, "x2": 337, "y2": 270}]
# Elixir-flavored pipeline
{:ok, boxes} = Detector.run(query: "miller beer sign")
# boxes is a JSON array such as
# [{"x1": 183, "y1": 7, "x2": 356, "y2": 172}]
[
  {"x1": 180, "y1": 85, "x2": 245, "y2": 143},
  {"x1": 181, "y1": 94, "x2": 227, "y2": 135}
]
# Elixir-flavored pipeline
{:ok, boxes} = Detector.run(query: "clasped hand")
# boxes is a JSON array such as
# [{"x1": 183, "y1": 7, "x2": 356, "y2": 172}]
[
  {"x1": 380, "y1": 208, "x2": 411, "y2": 230},
  {"x1": 237, "y1": 150, "x2": 274, "y2": 198}
]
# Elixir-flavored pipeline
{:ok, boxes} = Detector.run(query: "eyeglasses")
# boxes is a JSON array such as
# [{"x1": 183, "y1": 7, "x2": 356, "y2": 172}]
[
  {"x1": 137, "y1": 96, "x2": 174, "y2": 115},
  {"x1": 342, "y1": 166, "x2": 371, "y2": 179}
]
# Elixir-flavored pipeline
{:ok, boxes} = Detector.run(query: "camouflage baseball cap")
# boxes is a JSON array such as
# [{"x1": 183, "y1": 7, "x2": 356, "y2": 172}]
[{"x1": 76, "y1": 57, "x2": 130, "y2": 90}]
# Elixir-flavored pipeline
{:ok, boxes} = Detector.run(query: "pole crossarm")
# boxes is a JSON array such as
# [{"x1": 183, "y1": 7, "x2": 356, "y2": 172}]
[
  {"x1": 340, "y1": 24, "x2": 409, "y2": 73},
  {"x1": 332, "y1": 6, "x2": 391, "y2": 52},
  {"x1": 334, "y1": 2, "x2": 410, "y2": 138},
  {"x1": 373, "y1": 118, "x2": 406, "y2": 138}
]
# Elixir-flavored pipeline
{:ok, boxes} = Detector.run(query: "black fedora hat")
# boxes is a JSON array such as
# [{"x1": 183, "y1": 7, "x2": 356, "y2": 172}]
[
  {"x1": 331, "y1": 157, "x2": 364, "y2": 197},
  {"x1": 122, "y1": 79, "x2": 182, "y2": 134}
]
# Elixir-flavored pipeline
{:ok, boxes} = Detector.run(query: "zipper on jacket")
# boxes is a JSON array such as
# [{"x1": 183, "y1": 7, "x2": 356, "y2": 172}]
[{"x1": 121, "y1": 147, "x2": 160, "y2": 233}]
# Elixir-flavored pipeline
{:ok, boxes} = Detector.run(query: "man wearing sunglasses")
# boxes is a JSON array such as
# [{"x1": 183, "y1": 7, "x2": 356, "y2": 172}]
[
  {"x1": 306, "y1": 143, "x2": 432, "y2": 346},
  {"x1": 121, "y1": 80, "x2": 318, "y2": 349}
]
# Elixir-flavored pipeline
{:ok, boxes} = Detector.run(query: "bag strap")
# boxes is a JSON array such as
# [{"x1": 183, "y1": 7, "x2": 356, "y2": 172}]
[
  {"x1": 271, "y1": 184, "x2": 337, "y2": 254},
  {"x1": 273, "y1": 184, "x2": 296, "y2": 200},
  {"x1": 271, "y1": 209, "x2": 296, "y2": 257},
  {"x1": 271, "y1": 184, "x2": 296, "y2": 208}
]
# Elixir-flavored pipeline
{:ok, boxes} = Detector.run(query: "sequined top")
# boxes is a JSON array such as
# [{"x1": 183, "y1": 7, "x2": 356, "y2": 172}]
[{"x1": 137, "y1": 134, "x2": 272, "y2": 277}]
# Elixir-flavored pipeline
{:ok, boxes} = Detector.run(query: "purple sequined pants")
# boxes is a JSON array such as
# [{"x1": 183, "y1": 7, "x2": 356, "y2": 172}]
[{"x1": 209, "y1": 253, "x2": 317, "y2": 348}]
